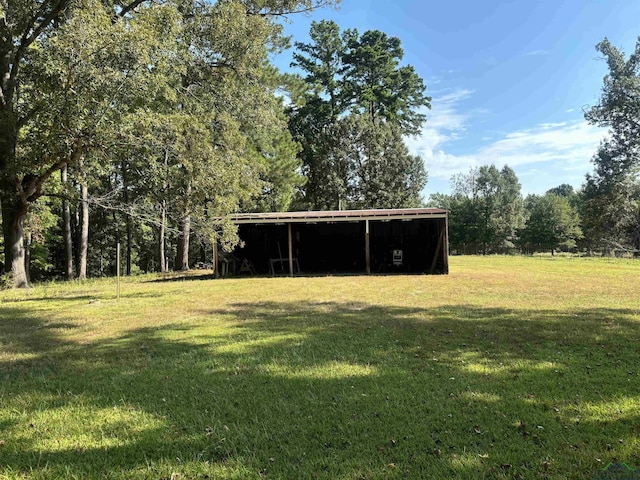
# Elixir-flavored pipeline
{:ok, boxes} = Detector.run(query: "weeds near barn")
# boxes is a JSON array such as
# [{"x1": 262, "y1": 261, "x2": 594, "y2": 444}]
[{"x1": 1, "y1": 256, "x2": 640, "y2": 479}]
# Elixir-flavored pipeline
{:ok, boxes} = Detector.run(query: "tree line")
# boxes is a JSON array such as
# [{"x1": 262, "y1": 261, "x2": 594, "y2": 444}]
[
  {"x1": 0, "y1": 4, "x2": 430, "y2": 287},
  {"x1": 1, "y1": 1, "x2": 638, "y2": 288},
  {"x1": 429, "y1": 167, "x2": 582, "y2": 255}
]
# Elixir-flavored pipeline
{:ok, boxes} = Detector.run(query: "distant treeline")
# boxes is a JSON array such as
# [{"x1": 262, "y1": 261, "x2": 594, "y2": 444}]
[{"x1": 429, "y1": 168, "x2": 586, "y2": 256}]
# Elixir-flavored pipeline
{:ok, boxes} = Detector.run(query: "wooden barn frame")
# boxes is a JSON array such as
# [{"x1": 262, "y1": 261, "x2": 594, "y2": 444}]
[{"x1": 218, "y1": 208, "x2": 449, "y2": 276}]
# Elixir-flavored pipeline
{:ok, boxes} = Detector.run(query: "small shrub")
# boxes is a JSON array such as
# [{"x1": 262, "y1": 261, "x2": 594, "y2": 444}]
[{"x1": 0, "y1": 272, "x2": 13, "y2": 290}]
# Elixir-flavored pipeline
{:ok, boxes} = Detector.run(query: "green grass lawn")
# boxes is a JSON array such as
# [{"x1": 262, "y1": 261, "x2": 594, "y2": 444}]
[{"x1": 1, "y1": 256, "x2": 640, "y2": 479}]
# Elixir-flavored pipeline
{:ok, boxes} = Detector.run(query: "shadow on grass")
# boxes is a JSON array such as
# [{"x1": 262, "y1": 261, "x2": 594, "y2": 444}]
[
  {"x1": 147, "y1": 272, "x2": 439, "y2": 284},
  {"x1": 1, "y1": 301, "x2": 640, "y2": 479},
  {"x1": 0, "y1": 294, "x2": 98, "y2": 303},
  {"x1": 0, "y1": 307, "x2": 77, "y2": 355},
  {"x1": 148, "y1": 272, "x2": 218, "y2": 283}
]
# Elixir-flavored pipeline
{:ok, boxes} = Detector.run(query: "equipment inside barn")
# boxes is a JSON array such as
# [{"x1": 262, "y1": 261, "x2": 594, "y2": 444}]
[{"x1": 392, "y1": 249, "x2": 403, "y2": 266}]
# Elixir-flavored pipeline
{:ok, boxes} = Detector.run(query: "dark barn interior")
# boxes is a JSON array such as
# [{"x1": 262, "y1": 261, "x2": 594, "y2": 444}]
[{"x1": 226, "y1": 209, "x2": 449, "y2": 276}]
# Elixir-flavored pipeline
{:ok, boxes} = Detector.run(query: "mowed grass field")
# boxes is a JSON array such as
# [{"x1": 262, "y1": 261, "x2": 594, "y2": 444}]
[{"x1": 1, "y1": 256, "x2": 640, "y2": 479}]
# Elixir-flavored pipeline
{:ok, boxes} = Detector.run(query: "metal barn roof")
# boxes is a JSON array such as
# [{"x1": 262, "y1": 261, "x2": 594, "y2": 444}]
[{"x1": 229, "y1": 208, "x2": 447, "y2": 225}]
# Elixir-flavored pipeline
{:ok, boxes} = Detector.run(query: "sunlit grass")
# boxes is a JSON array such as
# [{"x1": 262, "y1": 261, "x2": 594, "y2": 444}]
[{"x1": 1, "y1": 256, "x2": 640, "y2": 479}]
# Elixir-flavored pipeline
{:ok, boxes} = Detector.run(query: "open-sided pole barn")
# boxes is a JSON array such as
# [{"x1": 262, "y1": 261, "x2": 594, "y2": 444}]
[{"x1": 226, "y1": 208, "x2": 449, "y2": 276}]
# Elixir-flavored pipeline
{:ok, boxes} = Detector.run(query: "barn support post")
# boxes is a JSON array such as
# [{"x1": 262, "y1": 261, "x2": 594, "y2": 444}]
[
  {"x1": 365, "y1": 219, "x2": 371, "y2": 274},
  {"x1": 443, "y1": 216, "x2": 450, "y2": 274},
  {"x1": 288, "y1": 222, "x2": 294, "y2": 276},
  {"x1": 430, "y1": 223, "x2": 445, "y2": 274}
]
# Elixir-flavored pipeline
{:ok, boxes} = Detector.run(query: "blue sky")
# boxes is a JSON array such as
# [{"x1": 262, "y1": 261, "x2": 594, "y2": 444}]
[{"x1": 272, "y1": 0, "x2": 640, "y2": 197}]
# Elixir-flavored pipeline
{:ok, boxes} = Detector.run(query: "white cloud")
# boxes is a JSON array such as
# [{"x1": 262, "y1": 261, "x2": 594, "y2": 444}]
[
  {"x1": 523, "y1": 49, "x2": 549, "y2": 57},
  {"x1": 478, "y1": 121, "x2": 605, "y2": 170},
  {"x1": 538, "y1": 122, "x2": 567, "y2": 129},
  {"x1": 406, "y1": 89, "x2": 608, "y2": 193},
  {"x1": 405, "y1": 88, "x2": 473, "y2": 159}
]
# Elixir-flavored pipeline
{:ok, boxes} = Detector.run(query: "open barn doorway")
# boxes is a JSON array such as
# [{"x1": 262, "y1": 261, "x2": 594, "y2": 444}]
[{"x1": 225, "y1": 209, "x2": 448, "y2": 276}]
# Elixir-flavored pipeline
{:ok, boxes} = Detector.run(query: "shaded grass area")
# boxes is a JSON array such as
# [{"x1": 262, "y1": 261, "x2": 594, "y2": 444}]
[{"x1": 1, "y1": 257, "x2": 640, "y2": 479}]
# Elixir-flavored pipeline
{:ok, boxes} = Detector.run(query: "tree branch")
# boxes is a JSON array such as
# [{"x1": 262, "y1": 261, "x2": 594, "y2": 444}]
[
  {"x1": 116, "y1": 0, "x2": 148, "y2": 20},
  {"x1": 21, "y1": 144, "x2": 83, "y2": 205},
  {"x1": 17, "y1": 103, "x2": 44, "y2": 129},
  {"x1": 7, "y1": 0, "x2": 69, "y2": 106},
  {"x1": 22, "y1": 0, "x2": 69, "y2": 50}
]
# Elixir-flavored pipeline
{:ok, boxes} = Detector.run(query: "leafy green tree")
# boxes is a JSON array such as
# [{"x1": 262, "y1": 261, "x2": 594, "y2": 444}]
[
  {"x1": 492, "y1": 165, "x2": 525, "y2": 250},
  {"x1": 583, "y1": 37, "x2": 640, "y2": 252},
  {"x1": 288, "y1": 21, "x2": 350, "y2": 209},
  {"x1": 240, "y1": 66, "x2": 304, "y2": 213},
  {"x1": 462, "y1": 165, "x2": 523, "y2": 253},
  {"x1": 164, "y1": 0, "x2": 329, "y2": 269},
  {"x1": 581, "y1": 143, "x2": 640, "y2": 253},
  {"x1": 248, "y1": 126, "x2": 303, "y2": 213},
  {"x1": 288, "y1": 100, "x2": 346, "y2": 209},
  {"x1": 342, "y1": 29, "x2": 430, "y2": 135},
  {"x1": 288, "y1": 21, "x2": 430, "y2": 210},
  {"x1": 547, "y1": 183, "x2": 575, "y2": 199},
  {"x1": 291, "y1": 20, "x2": 347, "y2": 121},
  {"x1": 586, "y1": 38, "x2": 640, "y2": 162},
  {"x1": 427, "y1": 192, "x2": 479, "y2": 254},
  {"x1": 339, "y1": 116, "x2": 426, "y2": 208},
  {"x1": 1, "y1": 0, "x2": 336, "y2": 285},
  {"x1": 0, "y1": 0, "x2": 177, "y2": 286},
  {"x1": 24, "y1": 195, "x2": 60, "y2": 282},
  {"x1": 519, "y1": 193, "x2": 583, "y2": 255},
  {"x1": 433, "y1": 165, "x2": 524, "y2": 254}
]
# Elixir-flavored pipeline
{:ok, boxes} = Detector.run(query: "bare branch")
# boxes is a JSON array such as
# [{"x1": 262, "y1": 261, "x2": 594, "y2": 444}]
[
  {"x1": 115, "y1": 0, "x2": 148, "y2": 21},
  {"x1": 88, "y1": 189, "x2": 183, "y2": 234}
]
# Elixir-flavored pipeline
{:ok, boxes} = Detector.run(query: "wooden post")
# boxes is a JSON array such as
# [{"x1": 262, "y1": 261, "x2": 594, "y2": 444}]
[
  {"x1": 443, "y1": 216, "x2": 450, "y2": 274},
  {"x1": 213, "y1": 236, "x2": 219, "y2": 278},
  {"x1": 365, "y1": 219, "x2": 371, "y2": 274},
  {"x1": 430, "y1": 225, "x2": 445, "y2": 274},
  {"x1": 116, "y1": 243, "x2": 121, "y2": 300},
  {"x1": 288, "y1": 223, "x2": 294, "y2": 276}
]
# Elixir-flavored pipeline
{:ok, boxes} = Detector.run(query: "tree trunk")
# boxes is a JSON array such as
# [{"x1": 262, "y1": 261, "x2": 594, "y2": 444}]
[
  {"x1": 121, "y1": 159, "x2": 132, "y2": 275},
  {"x1": 174, "y1": 213, "x2": 191, "y2": 271},
  {"x1": 125, "y1": 209, "x2": 132, "y2": 275},
  {"x1": 0, "y1": 187, "x2": 29, "y2": 288},
  {"x1": 159, "y1": 200, "x2": 167, "y2": 272},
  {"x1": 159, "y1": 148, "x2": 169, "y2": 273},
  {"x1": 61, "y1": 164, "x2": 74, "y2": 280},
  {"x1": 633, "y1": 210, "x2": 640, "y2": 255},
  {"x1": 174, "y1": 178, "x2": 191, "y2": 272},
  {"x1": 77, "y1": 179, "x2": 89, "y2": 280},
  {"x1": 24, "y1": 229, "x2": 32, "y2": 284},
  {"x1": 0, "y1": 108, "x2": 29, "y2": 288}
]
